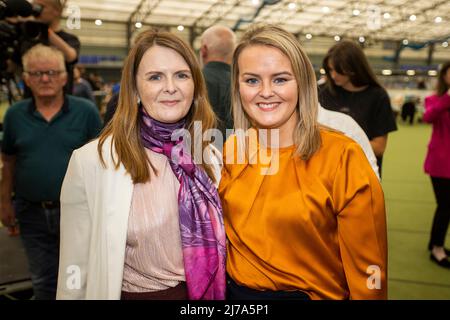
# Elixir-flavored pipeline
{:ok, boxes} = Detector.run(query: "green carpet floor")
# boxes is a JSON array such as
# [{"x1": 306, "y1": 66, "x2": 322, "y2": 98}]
[{"x1": 383, "y1": 122, "x2": 450, "y2": 299}]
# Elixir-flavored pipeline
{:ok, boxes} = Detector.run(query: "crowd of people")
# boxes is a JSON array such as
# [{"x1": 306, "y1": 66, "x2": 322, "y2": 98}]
[{"x1": 0, "y1": 0, "x2": 449, "y2": 301}]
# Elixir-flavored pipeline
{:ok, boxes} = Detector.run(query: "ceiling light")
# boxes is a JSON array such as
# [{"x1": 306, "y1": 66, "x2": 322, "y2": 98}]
[
  {"x1": 443, "y1": 41, "x2": 449, "y2": 48},
  {"x1": 95, "y1": 19, "x2": 102, "y2": 26},
  {"x1": 383, "y1": 12, "x2": 390, "y2": 19},
  {"x1": 359, "y1": 36, "x2": 365, "y2": 43},
  {"x1": 409, "y1": 14, "x2": 416, "y2": 21},
  {"x1": 402, "y1": 39, "x2": 409, "y2": 45},
  {"x1": 382, "y1": 69, "x2": 392, "y2": 76},
  {"x1": 352, "y1": 9, "x2": 360, "y2": 16},
  {"x1": 288, "y1": 2, "x2": 296, "y2": 10},
  {"x1": 135, "y1": 22, "x2": 142, "y2": 28},
  {"x1": 428, "y1": 70, "x2": 438, "y2": 76},
  {"x1": 252, "y1": 0, "x2": 260, "y2": 6},
  {"x1": 177, "y1": 25, "x2": 184, "y2": 31},
  {"x1": 334, "y1": 35, "x2": 341, "y2": 41},
  {"x1": 435, "y1": 16, "x2": 442, "y2": 23},
  {"x1": 305, "y1": 33, "x2": 312, "y2": 40},
  {"x1": 406, "y1": 70, "x2": 415, "y2": 76},
  {"x1": 322, "y1": 6, "x2": 330, "y2": 13}
]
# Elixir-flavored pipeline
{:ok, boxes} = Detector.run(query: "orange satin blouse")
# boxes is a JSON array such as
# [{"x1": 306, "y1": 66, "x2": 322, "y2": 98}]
[{"x1": 219, "y1": 129, "x2": 387, "y2": 300}]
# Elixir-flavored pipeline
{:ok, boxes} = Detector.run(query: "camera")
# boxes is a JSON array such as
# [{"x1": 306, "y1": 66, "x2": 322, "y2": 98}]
[
  {"x1": 0, "y1": 0, "x2": 46, "y2": 69},
  {"x1": 0, "y1": 0, "x2": 47, "y2": 103}
]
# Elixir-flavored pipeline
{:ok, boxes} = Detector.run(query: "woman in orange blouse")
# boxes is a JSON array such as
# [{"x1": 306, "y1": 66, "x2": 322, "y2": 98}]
[{"x1": 219, "y1": 24, "x2": 387, "y2": 300}]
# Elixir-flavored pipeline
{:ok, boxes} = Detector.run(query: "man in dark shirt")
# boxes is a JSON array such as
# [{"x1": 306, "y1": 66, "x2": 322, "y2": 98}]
[
  {"x1": 200, "y1": 26, "x2": 236, "y2": 145},
  {"x1": 0, "y1": 44, "x2": 101, "y2": 300}
]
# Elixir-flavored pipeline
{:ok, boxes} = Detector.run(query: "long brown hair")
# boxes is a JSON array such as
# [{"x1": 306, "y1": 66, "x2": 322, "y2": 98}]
[
  {"x1": 231, "y1": 24, "x2": 321, "y2": 160},
  {"x1": 323, "y1": 40, "x2": 381, "y2": 93},
  {"x1": 436, "y1": 61, "x2": 450, "y2": 96},
  {"x1": 98, "y1": 29, "x2": 217, "y2": 184}
]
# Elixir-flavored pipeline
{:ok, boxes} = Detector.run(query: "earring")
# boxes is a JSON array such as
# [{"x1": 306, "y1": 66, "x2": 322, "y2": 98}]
[{"x1": 137, "y1": 97, "x2": 141, "y2": 105}]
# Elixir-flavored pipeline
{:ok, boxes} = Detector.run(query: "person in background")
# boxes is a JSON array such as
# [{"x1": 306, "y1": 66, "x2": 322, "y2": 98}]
[
  {"x1": 57, "y1": 29, "x2": 225, "y2": 300},
  {"x1": 220, "y1": 24, "x2": 387, "y2": 300},
  {"x1": 318, "y1": 40, "x2": 397, "y2": 177},
  {"x1": 0, "y1": 44, "x2": 102, "y2": 299},
  {"x1": 423, "y1": 61, "x2": 450, "y2": 268},
  {"x1": 200, "y1": 25, "x2": 236, "y2": 142},
  {"x1": 72, "y1": 65, "x2": 96, "y2": 104},
  {"x1": 400, "y1": 95, "x2": 417, "y2": 125},
  {"x1": 32, "y1": 0, "x2": 80, "y2": 94}
]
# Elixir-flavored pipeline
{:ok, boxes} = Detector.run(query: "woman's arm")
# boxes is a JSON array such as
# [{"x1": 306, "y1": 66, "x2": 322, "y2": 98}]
[
  {"x1": 333, "y1": 142, "x2": 388, "y2": 299},
  {"x1": 57, "y1": 150, "x2": 92, "y2": 299},
  {"x1": 422, "y1": 93, "x2": 450, "y2": 123}
]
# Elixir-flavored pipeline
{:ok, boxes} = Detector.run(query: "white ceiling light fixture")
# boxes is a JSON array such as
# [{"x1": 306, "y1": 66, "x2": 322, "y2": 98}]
[
  {"x1": 409, "y1": 14, "x2": 417, "y2": 21},
  {"x1": 322, "y1": 6, "x2": 330, "y2": 13},
  {"x1": 443, "y1": 41, "x2": 449, "y2": 47},
  {"x1": 382, "y1": 69, "x2": 392, "y2": 75},
  {"x1": 434, "y1": 16, "x2": 442, "y2": 23},
  {"x1": 383, "y1": 12, "x2": 391, "y2": 19},
  {"x1": 305, "y1": 33, "x2": 312, "y2": 40},
  {"x1": 334, "y1": 35, "x2": 341, "y2": 41},
  {"x1": 95, "y1": 19, "x2": 102, "y2": 26},
  {"x1": 177, "y1": 25, "x2": 184, "y2": 31},
  {"x1": 352, "y1": 9, "x2": 360, "y2": 16},
  {"x1": 402, "y1": 39, "x2": 409, "y2": 45},
  {"x1": 359, "y1": 36, "x2": 365, "y2": 43},
  {"x1": 406, "y1": 70, "x2": 416, "y2": 76},
  {"x1": 428, "y1": 70, "x2": 438, "y2": 76},
  {"x1": 288, "y1": 2, "x2": 296, "y2": 10},
  {"x1": 135, "y1": 22, "x2": 142, "y2": 29},
  {"x1": 252, "y1": 0, "x2": 260, "y2": 6}
]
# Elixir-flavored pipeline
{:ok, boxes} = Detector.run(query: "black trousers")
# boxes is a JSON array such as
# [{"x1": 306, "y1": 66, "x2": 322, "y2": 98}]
[
  {"x1": 226, "y1": 276, "x2": 310, "y2": 300},
  {"x1": 429, "y1": 177, "x2": 450, "y2": 248}
]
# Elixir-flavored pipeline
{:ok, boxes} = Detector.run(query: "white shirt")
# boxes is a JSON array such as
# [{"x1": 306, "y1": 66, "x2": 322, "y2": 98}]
[{"x1": 318, "y1": 104, "x2": 380, "y2": 179}]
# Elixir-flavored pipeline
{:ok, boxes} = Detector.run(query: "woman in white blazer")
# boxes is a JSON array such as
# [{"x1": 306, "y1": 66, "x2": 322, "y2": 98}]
[{"x1": 57, "y1": 30, "x2": 226, "y2": 300}]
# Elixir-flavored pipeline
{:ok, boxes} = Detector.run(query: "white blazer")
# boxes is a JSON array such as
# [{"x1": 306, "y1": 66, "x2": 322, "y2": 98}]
[{"x1": 56, "y1": 137, "x2": 222, "y2": 300}]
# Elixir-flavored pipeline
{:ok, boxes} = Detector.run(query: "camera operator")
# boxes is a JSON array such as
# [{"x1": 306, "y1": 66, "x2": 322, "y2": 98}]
[
  {"x1": 1, "y1": 0, "x2": 81, "y2": 96},
  {"x1": 29, "y1": 0, "x2": 80, "y2": 94}
]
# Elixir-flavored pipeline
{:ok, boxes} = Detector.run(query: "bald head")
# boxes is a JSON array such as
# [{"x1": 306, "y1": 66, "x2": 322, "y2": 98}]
[{"x1": 200, "y1": 25, "x2": 236, "y2": 65}]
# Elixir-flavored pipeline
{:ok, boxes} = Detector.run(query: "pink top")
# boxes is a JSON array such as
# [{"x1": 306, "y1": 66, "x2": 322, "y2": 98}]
[
  {"x1": 423, "y1": 92, "x2": 450, "y2": 178},
  {"x1": 122, "y1": 149, "x2": 185, "y2": 293}
]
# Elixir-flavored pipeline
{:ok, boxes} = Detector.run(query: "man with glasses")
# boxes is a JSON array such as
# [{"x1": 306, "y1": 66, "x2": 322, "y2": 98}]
[{"x1": 0, "y1": 44, "x2": 102, "y2": 300}]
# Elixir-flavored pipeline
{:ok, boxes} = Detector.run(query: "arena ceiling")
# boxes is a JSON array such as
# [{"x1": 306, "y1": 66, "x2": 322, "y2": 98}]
[{"x1": 63, "y1": 0, "x2": 449, "y2": 44}]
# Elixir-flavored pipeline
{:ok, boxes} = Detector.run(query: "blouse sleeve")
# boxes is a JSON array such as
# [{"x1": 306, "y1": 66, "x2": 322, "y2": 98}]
[
  {"x1": 423, "y1": 93, "x2": 450, "y2": 123},
  {"x1": 332, "y1": 142, "x2": 387, "y2": 299}
]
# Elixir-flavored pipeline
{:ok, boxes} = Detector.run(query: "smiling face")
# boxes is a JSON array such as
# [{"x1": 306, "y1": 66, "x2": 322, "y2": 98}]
[
  {"x1": 136, "y1": 45, "x2": 194, "y2": 123},
  {"x1": 238, "y1": 45, "x2": 298, "y2": 138}
]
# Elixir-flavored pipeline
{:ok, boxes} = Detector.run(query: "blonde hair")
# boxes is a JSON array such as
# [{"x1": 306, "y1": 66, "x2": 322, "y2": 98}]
[
  {"x1": 232, "y1": 24, "x2": 321, "y2": 160},
  {"x1": 98, "y1": 29, "x2": 217, "y2": 184},
  {"x1": 22, "y1": 44, "x2": 66, "y2": 72}
]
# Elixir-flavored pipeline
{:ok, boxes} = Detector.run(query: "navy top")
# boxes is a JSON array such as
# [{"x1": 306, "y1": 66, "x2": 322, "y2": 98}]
[{"x1": 2, "y1": 95, "x2": 102, "y2": 201}]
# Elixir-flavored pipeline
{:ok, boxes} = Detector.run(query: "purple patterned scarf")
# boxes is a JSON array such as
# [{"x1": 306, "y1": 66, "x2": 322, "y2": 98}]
[{"x1": 140, "y1": 109, "x2": 226, "y2": 300}]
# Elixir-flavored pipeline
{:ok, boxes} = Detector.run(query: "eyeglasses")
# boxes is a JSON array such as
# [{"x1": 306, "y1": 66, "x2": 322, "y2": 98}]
[{"x1": 25, "y1": 70, "x2": 65, "y2": 79}]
